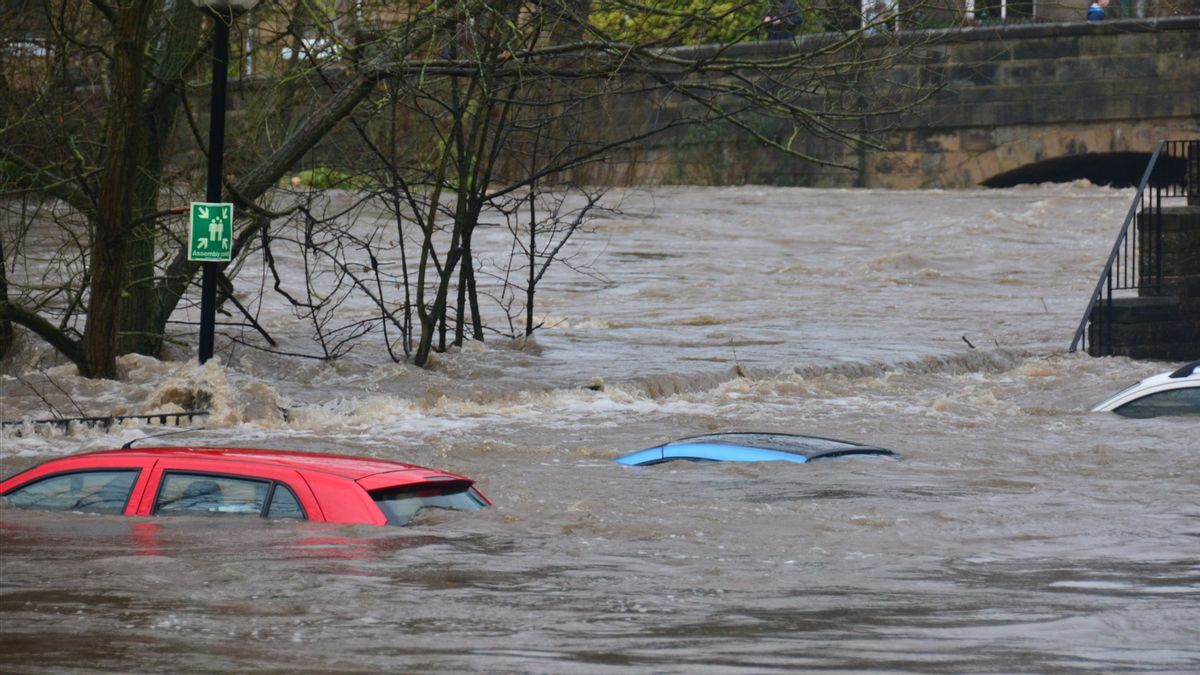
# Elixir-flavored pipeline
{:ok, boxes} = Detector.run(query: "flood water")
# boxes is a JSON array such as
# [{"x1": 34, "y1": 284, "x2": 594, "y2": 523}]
[{"x1": 2, "y1": 183, "x2": 1198, "y2": 673}]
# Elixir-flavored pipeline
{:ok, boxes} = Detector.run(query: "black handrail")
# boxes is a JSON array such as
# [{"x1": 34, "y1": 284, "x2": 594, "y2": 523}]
[{"x1": 1070, "y1": 140, "x2": 1195, "y2": 355}]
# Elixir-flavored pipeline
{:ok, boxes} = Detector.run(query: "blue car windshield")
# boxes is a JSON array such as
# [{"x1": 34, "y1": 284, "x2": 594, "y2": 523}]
[{"x1": 371, "y1": 484, "x2": 487, "y2": 526}]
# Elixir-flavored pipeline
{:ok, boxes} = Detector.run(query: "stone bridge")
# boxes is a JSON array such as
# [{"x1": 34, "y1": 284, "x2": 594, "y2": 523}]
[{"x1": 614, "y1": 16, "x2": 1200, "y2": 189}]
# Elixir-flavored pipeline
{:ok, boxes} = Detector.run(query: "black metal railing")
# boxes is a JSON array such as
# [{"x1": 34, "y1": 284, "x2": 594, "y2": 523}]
[
  {"x1": 1070, "y1": 139, "x2": 1197, "y2": 356},
  {"x1": 0, "y1": 410, "x2": 209, "y2": 435}
]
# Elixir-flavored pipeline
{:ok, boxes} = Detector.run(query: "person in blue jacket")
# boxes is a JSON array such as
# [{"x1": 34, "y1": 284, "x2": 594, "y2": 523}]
[{"x1": 1087, "y1": 0, "x2": 1109, "y2": 21}]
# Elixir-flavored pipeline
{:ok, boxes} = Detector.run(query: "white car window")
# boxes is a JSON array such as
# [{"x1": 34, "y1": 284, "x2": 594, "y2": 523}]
[{"x1": 1115, "y1": 387, "x2": 1200, "y2": 418}]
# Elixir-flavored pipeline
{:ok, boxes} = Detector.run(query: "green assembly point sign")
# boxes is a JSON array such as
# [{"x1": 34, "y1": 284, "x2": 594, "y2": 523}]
[{"x1": 188, "y1": 202, "x2": 233, "y2": 262}]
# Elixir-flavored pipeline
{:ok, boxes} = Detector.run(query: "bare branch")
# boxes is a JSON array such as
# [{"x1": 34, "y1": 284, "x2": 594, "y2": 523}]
[{"x1": 0, "y1": 298, "x2": 89, "y2": 374}]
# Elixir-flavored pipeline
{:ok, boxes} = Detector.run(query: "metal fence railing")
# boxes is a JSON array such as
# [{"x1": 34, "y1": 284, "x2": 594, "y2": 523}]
[{"x1": 1069, "y1": 139, "x2": 1197, "y2": 356}]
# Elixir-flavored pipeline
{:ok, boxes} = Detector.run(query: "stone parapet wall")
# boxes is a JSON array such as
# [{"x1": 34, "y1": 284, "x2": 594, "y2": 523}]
[
  {"x1": 866, "y1": 18, "x2": 1200, "y2": 188},
  {"x1": 199, "y1": 18, "x2": 1200, "y2": 190},
  {"x1": 586, "y1": 17, "x2": 1200, "y2": 188}
]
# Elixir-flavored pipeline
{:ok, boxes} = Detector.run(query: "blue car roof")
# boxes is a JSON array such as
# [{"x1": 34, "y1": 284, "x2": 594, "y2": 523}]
[{"x1": 615, "y1": 433, "x2": 898, "y2": 466}]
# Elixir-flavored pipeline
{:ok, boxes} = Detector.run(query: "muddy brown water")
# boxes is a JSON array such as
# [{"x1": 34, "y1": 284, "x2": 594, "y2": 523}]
[{"x1": 2, "y1": 184, "x2": 1197, "y2": 672}]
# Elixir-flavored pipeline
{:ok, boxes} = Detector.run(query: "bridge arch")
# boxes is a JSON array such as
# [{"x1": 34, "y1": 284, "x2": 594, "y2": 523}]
[
  {"x1": 981, "y1": 152, "x2": 1153, "y2": 188},
  {"x1": 954, "y1": 119, "x2": 1200, "y2": 189}
]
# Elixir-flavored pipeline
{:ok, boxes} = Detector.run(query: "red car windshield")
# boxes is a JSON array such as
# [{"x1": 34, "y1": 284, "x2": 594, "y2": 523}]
[{"x1": 370, "y1": 483, "x2": 488, "y2": 526}]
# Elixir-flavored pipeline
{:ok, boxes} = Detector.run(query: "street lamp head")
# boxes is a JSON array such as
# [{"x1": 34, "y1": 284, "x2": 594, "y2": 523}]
[{"x1": 191, "y1": 0, "x2": 260, "y2": 12}]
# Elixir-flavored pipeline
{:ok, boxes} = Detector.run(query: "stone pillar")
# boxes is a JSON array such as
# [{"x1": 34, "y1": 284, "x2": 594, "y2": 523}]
[
  {"x1": 1105, "y1": 205, "x2": 1200, "y2": 360},
  {"x1": 1157, "y1": 206, "x2": 1200, "y2": 310}
]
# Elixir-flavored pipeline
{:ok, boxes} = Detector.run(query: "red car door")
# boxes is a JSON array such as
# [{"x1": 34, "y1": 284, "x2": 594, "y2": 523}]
[{"x1": 135, "y1": 459, "x2": 324, "y2": 521}]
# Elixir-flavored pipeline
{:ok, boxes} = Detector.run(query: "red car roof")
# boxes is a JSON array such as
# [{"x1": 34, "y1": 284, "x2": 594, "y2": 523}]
[
  {"x1": 60, "y1": 446, "x2": 454, "y2": 482},
  {"x1": 1, "y1": 446, "x2": 488, "y2": 526}
]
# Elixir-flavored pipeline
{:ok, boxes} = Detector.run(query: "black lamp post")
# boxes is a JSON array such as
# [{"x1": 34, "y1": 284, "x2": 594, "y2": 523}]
[{"x1": 193, "y1": 0, "x2": 258, "y2": 364}]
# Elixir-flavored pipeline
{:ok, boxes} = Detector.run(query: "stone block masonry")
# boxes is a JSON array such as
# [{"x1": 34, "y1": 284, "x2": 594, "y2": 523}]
[
  {"x1": 582, "y1": 17, "x2": 1200, "y2": 189},
  {"x1": 1093, "y1": 205, "x2": 1200, "y2": 360}
]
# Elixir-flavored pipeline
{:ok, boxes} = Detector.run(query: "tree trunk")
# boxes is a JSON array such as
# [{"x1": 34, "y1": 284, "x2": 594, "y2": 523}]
[
  {"x1": 455, "y1": 222, "x2": 484, "y2": 344},
  {"x1": 83, "y1": 0, "x2": 153, "y2": 378},
  {"x1": 466, "y1": 243, "x2": 484, "y2": 341},
  {"x1": 414, "y1": 243, "x2": 463, "y2": 367},
  {"x1": 526, "y1": 194, "x2": 536, "y2": 337},
  {"x1": 119, "y1": 218, "x2": 159, "y2": 356},
  {"x1": 455, "y1": 250, "x2": 468, "y2": 347},
  {"x1": 120, "y1": 0, "x2": 202, "y2": 357}
]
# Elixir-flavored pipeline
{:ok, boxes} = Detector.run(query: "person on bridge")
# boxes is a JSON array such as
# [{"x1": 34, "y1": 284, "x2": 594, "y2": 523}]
[
  {"x1": 1087, "y1": 0, "x2": 1109, "y2": 21},
  {"x1": 866, "y1": 1, "x2": 894, "y2": 33},
  {"x1": 763, "y1": 0, "x2": 804, "y2": 40}
]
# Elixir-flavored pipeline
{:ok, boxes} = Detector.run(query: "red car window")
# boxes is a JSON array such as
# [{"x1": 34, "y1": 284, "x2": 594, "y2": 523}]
[
  {"x1": 152, "y1": 472, "x2": 309, "y2": 520},
  {"x1": 2, "y1": 470, "x2": 138, "y2": 514},
  {"x1": 265, "y1": 483, "x2": 306, "y2": 520},
  {"x1": 155, "y1": 473, "x2": 270, "y2": 516},
  {"x1": 370, "y1": 484, "x2": 488, "y2": 526}
]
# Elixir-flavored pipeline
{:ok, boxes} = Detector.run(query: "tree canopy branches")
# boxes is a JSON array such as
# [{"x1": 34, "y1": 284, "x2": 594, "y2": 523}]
[{"x1": 1, "y1": 0, "x2": 942, "y2": 377}]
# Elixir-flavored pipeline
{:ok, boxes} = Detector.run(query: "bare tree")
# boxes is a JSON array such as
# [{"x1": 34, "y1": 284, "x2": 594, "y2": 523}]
[{"x1": 2, "y1": 0, "x2": 940, "y2": 377}]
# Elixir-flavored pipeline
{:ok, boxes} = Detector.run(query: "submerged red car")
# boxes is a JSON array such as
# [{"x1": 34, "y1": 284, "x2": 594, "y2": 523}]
[{"x1": 0, "y1": 447, "x2": 490, "y2": 526}]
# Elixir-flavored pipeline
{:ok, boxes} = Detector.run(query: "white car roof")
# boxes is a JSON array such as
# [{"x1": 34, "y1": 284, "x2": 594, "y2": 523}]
[{"x1": 1091, "y1": 361, "x2": 1200, "y2": 412}]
